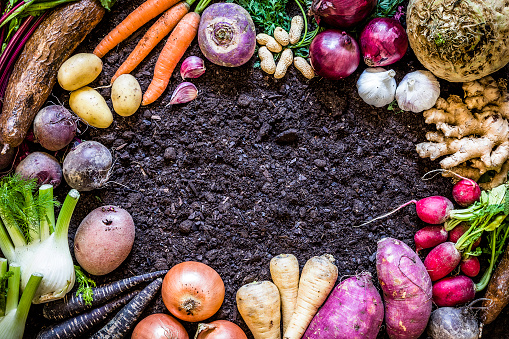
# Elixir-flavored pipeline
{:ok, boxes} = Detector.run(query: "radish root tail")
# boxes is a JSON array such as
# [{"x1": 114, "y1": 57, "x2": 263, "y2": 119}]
[{"x1": 355, "y1": 200, "x2": 417, "y2": 227}]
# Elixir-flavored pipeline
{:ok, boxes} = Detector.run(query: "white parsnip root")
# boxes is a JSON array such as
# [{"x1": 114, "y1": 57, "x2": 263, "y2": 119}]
[
  {"x1": 274, "y1": 27, "x2": 290, "y2": 46},
  {"x1": 270, "y1": 254, "x2": 299, "y2": 334},
  {"x1": 259, "y1": 47, "x2": 276, "y2": 75},
  {"x1": 275, "y1": 49, "x2": 293, "y2": 79},
  {"x1": 289, "y1": 16, "x2": 304, "y2": 45},
  {"x1": 283, "y1": 254, "x2": 338, "y2": 339},
  {"x1": 293, "y1": 57, "x2": 315, "y2": 79},
  {"x1": 256, "y1": 33, "x2": 282, "y2": 53},
  {"x1": 237, "y1": 281, "x2": 281, "y2": 339}
]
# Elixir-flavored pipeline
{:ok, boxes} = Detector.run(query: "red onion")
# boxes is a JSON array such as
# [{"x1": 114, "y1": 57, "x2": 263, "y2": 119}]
[
  {"x1": 360, "y1": 17, "x2": 408, "y2": 67},
  {"x1": 309, "y1": 30, "x2": 360, "y2": 80},
  {"x1": 309, "y1": 0, "x2": 376, "y2": 29}
]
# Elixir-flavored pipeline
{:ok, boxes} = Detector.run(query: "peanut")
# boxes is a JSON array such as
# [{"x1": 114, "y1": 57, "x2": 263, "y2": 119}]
[
  {"x1": 258, "y1": 46, "x2": 276, "y2": 75},
  {"x1": 256, "y1": 33, "x2": 282, "y2": 53},
  {"x1": 274, "y1": 49, "x2": 293, "y2": 79},
  {"x1": 294, "y1": 57, "x2": 315, "y2": 79},
  {"x1": 289, "y1": 16, "x2": 304, "y2": 45},
  {"x1": 274, "y1": 27, "x2": 290, "y2": 46}
]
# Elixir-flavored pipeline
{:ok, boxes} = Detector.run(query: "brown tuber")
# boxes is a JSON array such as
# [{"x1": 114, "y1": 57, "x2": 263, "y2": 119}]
[{"x1": 416, "y1": 76, "x2": 509, "y2": 189}]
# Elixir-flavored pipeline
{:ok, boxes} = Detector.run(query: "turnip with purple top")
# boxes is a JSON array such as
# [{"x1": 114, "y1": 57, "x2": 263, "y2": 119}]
[{"x1": 198, "y1": 3, "x2": 256, "y2": 67}]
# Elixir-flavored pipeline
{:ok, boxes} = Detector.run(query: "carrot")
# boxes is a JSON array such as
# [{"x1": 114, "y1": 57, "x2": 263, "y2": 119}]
[
  {"x1": 283, "y1": 254, "x2": 338, "y2": 339},
  {"x1": 36, "y1": 291, "x2": 137, "y2": 339},
  {"x1": 141, "y1": 0, "x2": 211, "y2": 105},
  {"x1": 236, "y1": 280, "x2": 281, "y2": 339},
  {"x1": 270, "y1": 254, "x2": 299, "y2": 334},
  {"x1": 89, "y1": 278, "x2": 163, "y2": 339},
  {"x1": 111, "y1": 0, "x2": 194, "y2": 83},
  {"x1": 93, "y1": 0, "x2": 181, "y2": 58},
  {"x1": 42, "y1": 270, "x2": 167, "y2": 321}
]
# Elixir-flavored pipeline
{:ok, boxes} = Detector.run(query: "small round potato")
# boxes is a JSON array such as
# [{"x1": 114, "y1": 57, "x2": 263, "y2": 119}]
[
  {"x1": 58, "y1": 53, "x2": 102, "y2": 91},
  {"x1": 111, "y1": 74, "x2": 142, "y2": 116},
  {"x1": 69, "y1": 86, "x2": 113, "y2": 128},
  {"x1": 74, "y1": 205, "x2": 135, "y2": 276}
]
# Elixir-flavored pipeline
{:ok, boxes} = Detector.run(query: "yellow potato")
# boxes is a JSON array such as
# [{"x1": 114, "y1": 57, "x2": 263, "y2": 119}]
[
  {"x1": 69, "y1": 86, "x2": 113, "y2": 128},
  {"x1": 58, "y1": 53, "x2": 102, "y2": 91},
  {"x1": 111, "y1": 74, "x2": 142, "y2": 116}
]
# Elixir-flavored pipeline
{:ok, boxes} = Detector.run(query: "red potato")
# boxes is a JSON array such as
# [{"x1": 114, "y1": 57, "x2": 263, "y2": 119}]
[
  {"x1": 414, "y1": 225, "x2": 448, "y2": 252},
  {"x1": 74, "y1": 205, "x2": 135, "y2": 275},
  {"x1": 432, "y1": 276, "x2": 475, "y2": 307},
  {"x1": 424, "y1": 242, "x2": 461, "y2": 281},
  {"x1": 460, "y1": 257, "x2": 480, "y2": 277},
  {"x1": 303, "y1": 272, "x2": 383, "y2": 339},
  {"x1": 449, "y1": 223, "x2": 481, "y2": 249},
  {"x1": 377, "y1": 237, "x2": 432, "y2": 339}
]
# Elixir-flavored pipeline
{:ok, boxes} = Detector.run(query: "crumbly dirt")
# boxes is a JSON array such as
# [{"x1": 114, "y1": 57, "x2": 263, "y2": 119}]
[{"x1": 22, "y1": 0, "x2": 509, "y2": 338}]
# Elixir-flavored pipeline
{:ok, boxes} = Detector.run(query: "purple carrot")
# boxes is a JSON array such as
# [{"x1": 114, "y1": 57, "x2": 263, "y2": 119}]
[
  {"x1": 43, "y1": 270, "x2": 166, "y2": 320},
  {"x1": 36, "y1": 291, "x2": 138, "y2": 339}
]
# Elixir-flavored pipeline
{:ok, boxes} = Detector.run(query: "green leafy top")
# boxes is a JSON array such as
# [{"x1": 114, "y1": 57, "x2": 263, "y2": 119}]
[
  {"x1": 372, "y1": 0, "x2": 405, "y2": 18},
  {"x1": 74, "y1": 266, "x2": 96, "y2": 306},
  {"x1": 230, "y1": 0, "x2": 291, "y2": 35}
]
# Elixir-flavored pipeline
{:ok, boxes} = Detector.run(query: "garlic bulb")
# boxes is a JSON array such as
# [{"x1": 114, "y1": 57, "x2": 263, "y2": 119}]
[
  {"x1": 396, "y1": 70, "x2": 440, "y2": 113},
  {"x1": 356, "y1": 68, "x2": 397, "y2": 107}
]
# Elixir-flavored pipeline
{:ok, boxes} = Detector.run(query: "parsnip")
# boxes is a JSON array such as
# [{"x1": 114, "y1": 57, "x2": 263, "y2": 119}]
[
  {"x1": 236, "y1": 281, "x2": 281, "y2": 339},
  {"x1": 270, "y1": 254, "x2": 299, "y2": 333},
  {"x1": 283, "y1": 254, "x2": 338, "y2": 339}
]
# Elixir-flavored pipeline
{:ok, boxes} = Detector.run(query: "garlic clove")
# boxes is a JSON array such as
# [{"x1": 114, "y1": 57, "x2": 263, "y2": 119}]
[
  {"x1": 169, "y1": 82, "x2": 198, "y2": 105},
  {"x1": 180, "y1": 56, "x2": 206, "y2": 79},
  {"x1": 396, "y1": 70, "x2": 440, "y2": 113},
  {"x1": 356, "y1": 67, "x2": 397, "y2": 107}
]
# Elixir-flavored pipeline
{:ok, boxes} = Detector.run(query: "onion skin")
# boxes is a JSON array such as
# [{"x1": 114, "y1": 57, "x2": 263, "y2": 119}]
[
  {"x1": 309, "y1": 0, "x2": 376, "y2": 28},
  {"x1": 132, "y1": 313, "x2": 189, "y2": 339},
  {"x1": 309, "y1": 30, "x2": 360, "y2": 80},
  {"x1": 195, "y1": 320, "x2": 248, "y2": 339},
  {"x1": 198, "y1": 3, "x2": 256, "y2": 67},
  {"x1": 162, "y1": 261, "x2": 225, "y2": 322},
  {"x1": 360, "y1": 17, "x2": 408, "y2": 67}
]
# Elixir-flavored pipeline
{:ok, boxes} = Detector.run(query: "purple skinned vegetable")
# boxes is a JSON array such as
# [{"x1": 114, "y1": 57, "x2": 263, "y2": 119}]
[
  {"x1": 15, "y1": 152, "x2": 62, "y2": 187},
  {"x1": 198, "y1": 3, "x2": 256, "y2": 67},
  {"x1": 33, "y1": 105, "x2": 77, "y2": 151}
]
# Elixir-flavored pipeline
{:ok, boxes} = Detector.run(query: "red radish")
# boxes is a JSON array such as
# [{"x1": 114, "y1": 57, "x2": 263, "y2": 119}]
[
  {"x1": 460, "y1": 257, "x2": 481, "y2": 277},
  {"x1": 424, "y1": 242, "x2": 461, "y2": 281},
  {"x1": 452, "y1": 179, "x2": 481, "y2": 207},
  {"x1": 449, "y1": 223, "x2": 481, "y2": 249},
  {"x1": 432, "y1": 275, "x2": 476, "y2": 307},
  {"x1": 414, "y1": 225, "x2": 448, "y2": 252},
  {"x1": 416, "y1": 196, "x2": 454, "y2": 225}
]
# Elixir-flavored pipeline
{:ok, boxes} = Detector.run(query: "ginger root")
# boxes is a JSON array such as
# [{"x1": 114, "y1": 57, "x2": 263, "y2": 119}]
[{"x1": 416, "y1": 76, "x2": 509, "y2": 189}]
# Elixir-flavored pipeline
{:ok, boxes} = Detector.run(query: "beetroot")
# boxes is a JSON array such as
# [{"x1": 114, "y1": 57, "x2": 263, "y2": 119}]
[
  {"x1": 433, "y1": 276, "x2": 476, "y2": 307},
  {"x1": 303, "y1": 272, "x2": 383, "y2": 339},
  {"x1": 377, "y1": 238, "x2": 432, "y2": 339},
  {"x1": 33, "y1": 105, "x2": 77, "y2": 151},
  {"x1": 449, "y1": 223, "x2": 481, "y2": 249},
  {"x1": 414, "y1": 225, "x2": 448, "y2": 252},
  {"x1": 15, "y1": 151, "x2": 62, "y2": 187},
  {"x1": 460, "y1": 257, "x2": 480, "y2": 277},
  {"x1": 424, "y1": 242, "x2": 461, "y2": 281},
  {"x1": 452, "y1": 179, "x2": 481, "y2": 207},
  {"x1": 416, "y1": 196, "x2": 454, "y2": 225}
]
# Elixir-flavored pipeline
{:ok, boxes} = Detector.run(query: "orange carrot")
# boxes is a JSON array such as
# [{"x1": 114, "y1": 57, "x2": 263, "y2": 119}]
[
  {"x1": 111, "y1": 1, "x2": 193, "y2": 83},
  {"x1": 93, "y1": 0, "x2": 181, "y2": 58},
  {"x1": 142, "y1": 0, "x2": 211, "y2": 105}
]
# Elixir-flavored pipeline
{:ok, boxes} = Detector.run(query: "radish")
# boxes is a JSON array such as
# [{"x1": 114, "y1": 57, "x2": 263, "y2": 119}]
[
  {"x1": 452, "y1": 179, "x2": 481, "y2": 207},
  {"x1": 449, "y1": 223, "x2": 481, "y2": 249},
  {"x1": 460, "y1": 257, "x2": 480, "y2": 278},
  {"x1": 415, "y1": 225, "x2": 448, "y2": 252},
  {"x1": 424, "y1": 242, "x2": 461, "y2": 281},
  {"x1": 432, "y1": 276, "x2": 476, "y2": 307}
]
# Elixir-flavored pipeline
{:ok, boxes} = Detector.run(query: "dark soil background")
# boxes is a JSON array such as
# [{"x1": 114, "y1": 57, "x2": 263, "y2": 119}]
[{"x1": 20, "y1": 0, "x2": 509, "y2": 337}]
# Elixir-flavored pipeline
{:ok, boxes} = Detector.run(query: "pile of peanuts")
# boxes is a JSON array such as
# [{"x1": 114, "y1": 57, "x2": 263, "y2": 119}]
[{"x1": 256, "y1": 16, "x2": 315, "y2": 80}]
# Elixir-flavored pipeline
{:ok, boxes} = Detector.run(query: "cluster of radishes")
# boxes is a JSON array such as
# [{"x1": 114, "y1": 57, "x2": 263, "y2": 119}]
[{"x1": 412, "y1": 179, "x2": 482, "y2": 307}]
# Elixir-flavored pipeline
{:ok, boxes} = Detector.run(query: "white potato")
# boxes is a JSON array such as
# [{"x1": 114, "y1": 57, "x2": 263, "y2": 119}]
[
  {"x1": 111, "y1": 74, "x2": 142, "y2": 116},
  {"x1": 69, "y1": 86, "x2": 113, "y2": 128},
  {"x1": 58, "y1": 53, "x2": 102, "y2": 91}
]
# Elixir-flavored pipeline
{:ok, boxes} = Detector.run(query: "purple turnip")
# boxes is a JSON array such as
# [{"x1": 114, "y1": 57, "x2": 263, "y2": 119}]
[
  {"x1": 33, "y1": 105, "x2": 77, "y2": 151},
  {"x1": 198, "y1": 3, "x2": 256, "y2": 67},
  {"x1": 427, "y1": 302, "x2": 481, "y2": 339},
  {"x1": 62, "y1": 141, "x2": 112, "y2": 191},
  {"x1": 15, "y1": 152, "x2": 62, "y2": 187}
]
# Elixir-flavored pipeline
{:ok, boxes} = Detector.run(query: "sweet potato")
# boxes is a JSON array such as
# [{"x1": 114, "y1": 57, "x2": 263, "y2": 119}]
[
  {"x1": 481, "y1": 243, "x2": 509, "y2": 324},
  {"x1": 0, "y1": 0, "x2": 105, "y2": 150},
  {"x1": 303, "y1": 272, "x2": 383, "y2": 339},
  {"x1": 376, "y1": 237, "x2": 432, "y2": 339}
]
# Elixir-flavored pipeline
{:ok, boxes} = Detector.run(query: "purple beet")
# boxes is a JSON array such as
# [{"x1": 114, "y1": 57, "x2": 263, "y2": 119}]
[{"x1": 15, "y1": 152, "x2": 62, "y2": 187}]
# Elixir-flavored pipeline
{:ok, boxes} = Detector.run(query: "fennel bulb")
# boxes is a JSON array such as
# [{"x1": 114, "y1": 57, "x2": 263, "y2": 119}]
[{"x1": 0, "y1": 176, "x2": 80, "y2": 303}]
